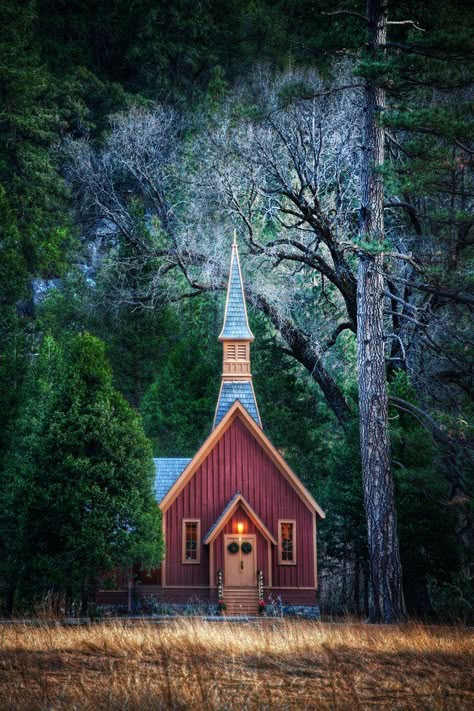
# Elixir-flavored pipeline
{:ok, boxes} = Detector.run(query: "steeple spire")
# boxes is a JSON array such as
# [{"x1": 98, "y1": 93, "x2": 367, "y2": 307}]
[
  {"x1": 218, "y1": 232, "x2": 254, "y2": 341},
  {"x1": 213, "y1": 235, "x2": 261, "y2": 429}
]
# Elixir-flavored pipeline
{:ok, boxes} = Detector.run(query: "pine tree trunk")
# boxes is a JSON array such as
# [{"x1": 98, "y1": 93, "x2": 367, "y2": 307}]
[
  {"x1": 81, "y1": 582, "x2": 89, "y2": 617},
  {"x1": 354, "y1": 557, "x2": 361, "y2": 617},
  {"x1": 357, "y1": 0, "x2": 406, "y2": 623},
  {"x1": 363, "y1": 561, "x2": 370, "y2": 617}
]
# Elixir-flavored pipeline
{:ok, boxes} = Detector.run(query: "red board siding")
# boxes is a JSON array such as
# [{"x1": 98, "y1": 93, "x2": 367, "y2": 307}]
[
  {"x1": 96, "y1": 590, "x2": 129, "y2": 605},
  {"x1": 139, "y1": 587, "x2": 214, "y2": 603},
  {"x1": 135, "y1": 566, "x2": 161, "y2": 585},
  {"x1": 265, "y1": 589, "x2": 318, "y2": 605},
  {"x1": 165, "y1": 417, "x2": 316, "y2": 589}
]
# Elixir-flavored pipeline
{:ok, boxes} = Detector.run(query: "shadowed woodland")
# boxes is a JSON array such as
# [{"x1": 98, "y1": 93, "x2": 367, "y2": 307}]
[{"x1": 0, "y1": 0, "x2": 473, "y2": 623}]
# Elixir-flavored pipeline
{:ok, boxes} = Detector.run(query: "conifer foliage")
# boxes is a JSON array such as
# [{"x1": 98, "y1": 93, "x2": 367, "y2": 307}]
[{"x1": 0, "y1": 334, "x2": 163, "y2": 613}]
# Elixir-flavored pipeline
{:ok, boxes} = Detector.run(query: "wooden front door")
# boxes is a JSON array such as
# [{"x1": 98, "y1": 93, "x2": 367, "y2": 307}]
[{"x1": 224, "y1": 534, "x2": 257, "y2": 586}]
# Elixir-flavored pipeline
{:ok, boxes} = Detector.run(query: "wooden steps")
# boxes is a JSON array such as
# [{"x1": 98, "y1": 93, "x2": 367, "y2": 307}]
[{"x1": 224, "y1": 586, "x2": 259, "y2": 616}]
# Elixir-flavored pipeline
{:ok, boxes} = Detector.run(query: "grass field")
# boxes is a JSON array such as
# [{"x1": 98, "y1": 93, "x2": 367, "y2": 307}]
[{"x1": 0, "y1": 619, "x2": 472, "y2": 710}]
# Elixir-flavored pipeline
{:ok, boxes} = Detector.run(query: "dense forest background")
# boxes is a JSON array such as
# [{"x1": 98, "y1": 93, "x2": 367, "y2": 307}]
[{"x1": 0, "y1": 0, "x2": 472, "y2": 618}]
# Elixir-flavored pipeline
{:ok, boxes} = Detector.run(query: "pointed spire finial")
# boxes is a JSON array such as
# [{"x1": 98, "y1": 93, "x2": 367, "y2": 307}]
[{"x1": 218, "y1": 236, "x2": 254, "y2": 341}]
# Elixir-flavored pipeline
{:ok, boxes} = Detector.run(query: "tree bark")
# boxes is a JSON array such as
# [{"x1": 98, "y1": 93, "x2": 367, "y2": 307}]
[
  {"x1": 81, "y1": 588, "x2": 89, "y2": 617},
  {"x1": 254, "y1": 293, "x2": 352, "y2": 425},
  {"x1": 363, "y1": 560, "x2": 370, "y2": 617},
  {"x1": 357, "y1": 0, "x2": 406, "y2": 623},
  {"x1": 354, "y1": 557, "x2": 361, "y2": 617}
]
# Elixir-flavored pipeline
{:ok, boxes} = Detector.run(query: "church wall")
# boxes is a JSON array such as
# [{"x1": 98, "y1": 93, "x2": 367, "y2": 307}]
[{"x1": 165, "y1": 416, "x2": 316, "y2": 589}]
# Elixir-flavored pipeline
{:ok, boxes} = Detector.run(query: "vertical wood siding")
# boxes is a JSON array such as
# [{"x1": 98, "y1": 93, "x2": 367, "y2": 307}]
[{"x1": 165, "y1": 417, "x2": 316, "y2": 588}]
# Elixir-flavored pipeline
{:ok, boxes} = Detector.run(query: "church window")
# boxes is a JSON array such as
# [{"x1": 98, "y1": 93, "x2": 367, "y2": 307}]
[
  {"x1": 237, "y1": 344, "x2": 247, "y2": 360},
  {"x1": 278, "y1": 520, "x2": 296, "y2": 565},
  {"x1": 182, "y1": 520, "x2": 200, "y2": 563},
  {"x1": 226, "y1": 344, "x2": 237, "y2": 360}
]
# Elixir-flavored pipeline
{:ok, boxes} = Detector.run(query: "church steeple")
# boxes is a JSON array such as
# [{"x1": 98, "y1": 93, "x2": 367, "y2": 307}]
[
  {"x1": 219, "y1": 233, "x2": 254, "y2": 342},
  {"x1": 213, "y1": 236, "x2": 261, "y2": 429}
]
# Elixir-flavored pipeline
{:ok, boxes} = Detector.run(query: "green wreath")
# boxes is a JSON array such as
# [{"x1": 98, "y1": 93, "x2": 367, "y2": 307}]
[
  {"x1": 241, "y1": 542, "x2": 252, "y2": 554},
  {"x1": 227, "y1": 541, "x2": 239, "y2": 554}
]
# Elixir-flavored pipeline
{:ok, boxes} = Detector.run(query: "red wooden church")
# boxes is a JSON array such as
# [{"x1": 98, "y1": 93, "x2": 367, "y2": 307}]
[{"x1": 99, "y1": 238, "x2": 325, "y2": 615}]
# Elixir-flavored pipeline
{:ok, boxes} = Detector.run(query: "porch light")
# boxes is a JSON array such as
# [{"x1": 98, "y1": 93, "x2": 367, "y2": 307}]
[{"x1": 236, "y1": 522, "x2": 244, "y2": 535}]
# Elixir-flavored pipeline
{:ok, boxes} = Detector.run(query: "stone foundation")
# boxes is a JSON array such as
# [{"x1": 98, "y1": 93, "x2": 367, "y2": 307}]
[
  {"x1": 282, "y1": 605, "x2": 320, "y2": 619},
  {"x1": 97, "y1": 597, "x2": 321, "y2": 619}
]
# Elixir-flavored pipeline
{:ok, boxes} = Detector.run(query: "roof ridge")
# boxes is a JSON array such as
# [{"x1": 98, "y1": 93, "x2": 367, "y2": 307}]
[{"x1": 153, "y1": 457, "x2": 192, "y2": 461}]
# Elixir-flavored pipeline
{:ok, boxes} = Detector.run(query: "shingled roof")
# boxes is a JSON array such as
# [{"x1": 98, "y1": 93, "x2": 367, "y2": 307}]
[
  {"x1": 214, "y1": 381, "x2": 261, "y2": 429},
  {"x1": 204, "y1": 491, "x2": 242, "y2": 541},
  {"x1": 203, "y1": 491, "x2": 277, "y2": 544},
  {"x1": 153, "y1": 458, "x2": 192, "y2": 503},
  {"x1": 218, "y1": 238, "x2": 254, "y2": 341}
]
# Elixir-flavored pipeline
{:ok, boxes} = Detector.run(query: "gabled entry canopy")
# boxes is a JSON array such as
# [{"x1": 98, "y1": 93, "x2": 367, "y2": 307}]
[
  {"x1": 203, "y1": 492, "x2": 278, "y2": 545},
  {"x1": 159, "y1": 400, "x2": 325, "y2": 519}
]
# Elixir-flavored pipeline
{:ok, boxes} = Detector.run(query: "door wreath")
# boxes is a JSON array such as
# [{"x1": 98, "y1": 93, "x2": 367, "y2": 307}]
[
  {"x1": 241, "y1": 542, "x2": 252, "y2": 554},
  {"x1": 227, "y1": 541, "x2": 239, "y2": 554}
]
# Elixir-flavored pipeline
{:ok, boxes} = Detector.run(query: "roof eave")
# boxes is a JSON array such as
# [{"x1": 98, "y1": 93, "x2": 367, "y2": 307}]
[
  {"x1": 218, "y1": 333, "x2": 255, "y2": 342},
  {"x1": 203, "y1": 492, "x2": 278, "y2": 545}
]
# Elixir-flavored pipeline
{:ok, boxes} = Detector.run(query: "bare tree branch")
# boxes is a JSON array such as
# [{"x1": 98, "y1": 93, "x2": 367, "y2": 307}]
[
  {"x1": 387, "y1": 20, "x2": 425, "y2": 32},
  {"x1": 321, "y1": 10, "x2": 368, "y2": 22}
]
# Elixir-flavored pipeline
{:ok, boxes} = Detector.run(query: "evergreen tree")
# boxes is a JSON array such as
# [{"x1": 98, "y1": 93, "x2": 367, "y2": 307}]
[
  {"x1": 0, "y1": 0, "x2": 73, "y2": 283},
  {"x1": 0, "y1": 186, "x2": 30, "y2": 460},
  {"x1": 0, "y1": 334, "x2": 65, "y2": 611},
  {"x1": 0, "y1": 333, "x2": 162, "y2": 612}
]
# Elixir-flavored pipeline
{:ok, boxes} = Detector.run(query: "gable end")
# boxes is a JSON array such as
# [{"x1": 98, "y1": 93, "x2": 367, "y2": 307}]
[{"x1": 159, "y1": 401, "x2": 325, "y2": 518}]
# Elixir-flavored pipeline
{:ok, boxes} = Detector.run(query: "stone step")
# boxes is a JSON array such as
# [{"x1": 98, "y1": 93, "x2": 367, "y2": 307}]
[
  {"x1": 225, "y1": 600, "x2": 258, "y2": 606},
  {"x1": 226, "y1": 610, "x2": 257, "y2": 616},
  {"x1": 224, "y1": 587, "x2": 259, "y2": 595},
  {"x1": 223, "y1": 587, "x2": 259, "y2": 615}
]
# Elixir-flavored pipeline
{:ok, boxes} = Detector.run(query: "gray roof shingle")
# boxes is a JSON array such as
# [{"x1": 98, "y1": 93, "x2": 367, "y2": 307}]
[
  {"x1": 214, "y1": 381, "x2": 261, "y2": 428},
  {"x1": 153, "y1": 458, "x2": 192, "y2": 503},
  {"x1": 204, "y1": 491, "x2": 241, "y2": 540},
  {"x1": 219, "y1": 244, "x2": 254, "y2": 340}
]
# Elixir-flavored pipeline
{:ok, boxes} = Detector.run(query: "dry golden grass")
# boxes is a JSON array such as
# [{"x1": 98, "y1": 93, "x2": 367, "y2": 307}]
[{"x1": 0, "y1": 619, "x2": 472, "y2": 710}]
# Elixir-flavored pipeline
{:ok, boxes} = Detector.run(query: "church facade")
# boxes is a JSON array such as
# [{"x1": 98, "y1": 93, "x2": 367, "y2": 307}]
[{"x1": 98, "y1": 239, "x2": 325, "y2": 615}]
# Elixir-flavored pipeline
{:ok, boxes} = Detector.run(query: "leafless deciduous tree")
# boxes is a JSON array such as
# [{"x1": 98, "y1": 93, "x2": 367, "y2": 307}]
[{"x1": 66, "y1": 91, "x2": 357, "y2": 424}]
